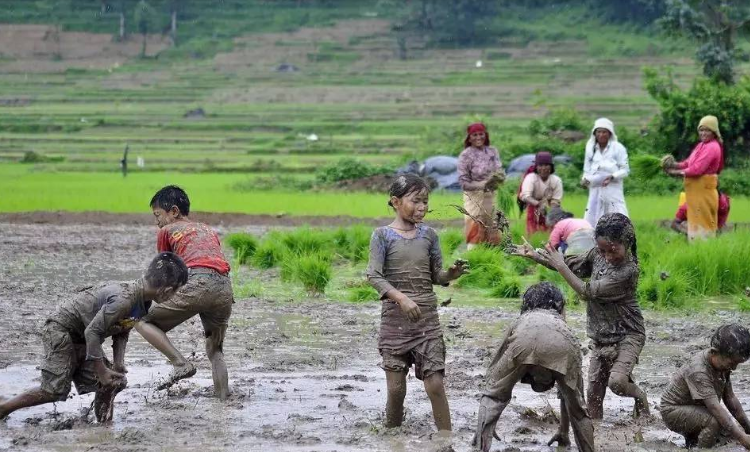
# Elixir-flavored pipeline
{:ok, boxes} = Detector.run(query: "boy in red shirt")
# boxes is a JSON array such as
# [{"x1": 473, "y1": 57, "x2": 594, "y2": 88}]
[{"x1": 137, "y1": 185, "x2": 233, "y2": 399}]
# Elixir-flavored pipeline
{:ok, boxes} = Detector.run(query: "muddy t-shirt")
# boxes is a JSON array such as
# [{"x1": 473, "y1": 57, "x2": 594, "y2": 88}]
[
  {"x1": 157, "y1": 220, "x2": 230, "y2": 274},
  {"x1": 661, "y1": 350, "x2": 731, "y2": 409},
  {"x1": 366, "y1": 224, "x2": 444, "y2": 354},
  {"x1": 565, "y1": 248, "x2": 645, "y2": 345},
  {"x1": 49, "y1": 280, "x2": 147, "y2": 361},
  {"x1": 485, "y1": 310, "x2": 582, "y2": 393}
]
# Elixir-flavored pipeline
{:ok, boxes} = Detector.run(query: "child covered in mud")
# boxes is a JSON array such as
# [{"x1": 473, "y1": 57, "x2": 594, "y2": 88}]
[
  {"x1": 472, "y1": 282, "x2": 594, "y2": 452},
  {"x1": 366, "y1": 174, "x2": 468, "y2": 432},
  {"x1": 660, "y1": 324, "x2": 750, "y2": 450},
  {"x1": 137, "y1": 185, "x2": 234, "y2": 399},
  {"x1": 0, "y1": 253, "x2": 188, "y2": 423},
  {"x1": 513, "y1": 213, "x2": 649, "y2": 419}
]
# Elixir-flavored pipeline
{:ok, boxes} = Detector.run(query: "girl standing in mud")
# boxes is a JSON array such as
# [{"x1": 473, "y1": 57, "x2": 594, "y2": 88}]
[
  {"x1": 513, "y1": 213, "x2": 649, "y2": 419},
  {"x1": 367, "y1": 174, "x2": 468, "y2": 432}
]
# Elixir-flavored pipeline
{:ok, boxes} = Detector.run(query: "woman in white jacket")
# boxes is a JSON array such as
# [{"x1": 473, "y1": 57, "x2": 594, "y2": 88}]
[{"x1": 581, "y1": 118, "x2": 629, "y2": 226}]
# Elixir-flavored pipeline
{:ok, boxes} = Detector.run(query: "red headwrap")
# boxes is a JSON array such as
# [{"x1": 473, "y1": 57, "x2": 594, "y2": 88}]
[{"x1": 464, "y1": 123, "x2": 490, "y2": 148}]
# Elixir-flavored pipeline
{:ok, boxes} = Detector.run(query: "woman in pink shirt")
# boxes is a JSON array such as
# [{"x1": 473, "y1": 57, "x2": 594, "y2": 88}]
[
  {"x1": 546, "y1": 207, "x2": 595, "y2": 255},
  {"x1": 664, "y1": 115, "x2": 725, "y2": 240}
]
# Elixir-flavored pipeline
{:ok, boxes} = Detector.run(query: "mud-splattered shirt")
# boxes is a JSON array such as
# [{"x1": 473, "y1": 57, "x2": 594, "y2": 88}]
[
  {"x1": 484, "y1": 310, "x2": 583, "y2": 394},
  {"x1": 366, "y1": 224, "x2": 445, "y2": 354},
  {"x1": 661, "y1": 350, "x2": 731, "y2": 409},
  {"x1": 49, "y1": 280, "x2": 147, "y2": 361},
  {"x1": 457, "y1": 146, "x2": 502, "y2": 190},
  {"x1": 565, "y1": 248, "x2": 645, "y2": 345},
  {"x1": 157, "y1": 220, "x2": 230, "y2": 274}
]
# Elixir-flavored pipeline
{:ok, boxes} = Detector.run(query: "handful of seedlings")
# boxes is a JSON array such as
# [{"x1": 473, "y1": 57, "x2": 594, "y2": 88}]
[{"x1": 450, "y1": 205, "x2": 513, "y2": 252}]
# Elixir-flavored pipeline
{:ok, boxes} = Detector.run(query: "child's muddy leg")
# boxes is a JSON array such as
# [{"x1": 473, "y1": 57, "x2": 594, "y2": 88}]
[
  {"x1": 473, "y1": 365, "x2": 526, "y2": 452},
  {"x1": 423, "y1": 372, "x2": 451, "y2": 431},
  {"x1": 608, "y1": 371, "x2": 649, "y2": 416},
  {"x1": 205, "y1": 328, "x2": 229, "y2": 400},
  {"x1": 384, "y1": 370, "x2": 407, "y2": 428},
  {"x1": 587, "y1": 354, "x2": 610, "y2": 419},
  {"x1": 558, "y1": 377, "x2": 595, "y2": 452},
  {"x1": 697, "y1": 416, "x2": 721, "y2": 448},
  {"x1": 0, "y1": 388, "x2": 58, "y2": 419}
]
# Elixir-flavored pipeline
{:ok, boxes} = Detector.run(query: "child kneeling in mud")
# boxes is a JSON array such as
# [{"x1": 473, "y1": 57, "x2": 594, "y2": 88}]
[
  {"x1": 472, "y1": 282, "x2": 594, "y2": 452},
  {"x1": 0, "y1": 253, "x2": 188, "y2": 423},
  {"x1": 660, "y1": 324, "x2": 750, "y2": 450},
  {"x1": 367, "y1": 174, "x2": 468, "y2": 432},
  {"x1": 513, "y1": 213, "x2": 649, "y2": 420}
]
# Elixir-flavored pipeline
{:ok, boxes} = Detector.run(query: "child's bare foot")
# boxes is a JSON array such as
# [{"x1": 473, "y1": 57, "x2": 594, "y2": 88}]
[
  {"x1": 156, "y1": 362, "x2": 196, "y2": 390},
  {"x1": 633, "y1": 394, "x2": 650, "y2": 418}
]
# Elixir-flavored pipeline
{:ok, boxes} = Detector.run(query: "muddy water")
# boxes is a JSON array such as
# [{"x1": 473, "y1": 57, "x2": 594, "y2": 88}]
[{"x1": 1, "y1": 223, "x2": 750, "y2": 451}]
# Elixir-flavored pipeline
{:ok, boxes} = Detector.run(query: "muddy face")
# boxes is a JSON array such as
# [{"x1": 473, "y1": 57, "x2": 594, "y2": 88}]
[
  {"x1": 595, "y1": 237, "x2": 626, "y2": 265},
  {"x1": 151, "y1": 206, "x2": 181, "y2": 228},
  {"x1": 710, "y1": 352, "x2": 747, "y2": 372},
  {"x1": 391, "y1": 189, "x2": 428, "y2": 224},
  {"x1": 469, "y1": 132, "x2": 486, "y2": 148}
]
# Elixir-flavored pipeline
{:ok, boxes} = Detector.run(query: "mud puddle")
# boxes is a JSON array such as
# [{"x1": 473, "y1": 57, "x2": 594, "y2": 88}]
[{"x1": 2, "y1": 222, "x2": 750, "y2": 451}]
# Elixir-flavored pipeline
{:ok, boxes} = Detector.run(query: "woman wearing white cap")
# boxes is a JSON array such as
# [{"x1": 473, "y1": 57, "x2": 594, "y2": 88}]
[{"x1": 581, "y1": 118, "x2": 630, "y2": 227}]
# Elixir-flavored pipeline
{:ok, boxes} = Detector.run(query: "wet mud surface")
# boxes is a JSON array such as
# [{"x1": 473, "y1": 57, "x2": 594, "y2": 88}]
[{"x1": 1, "y1": 222, "x2": 750, "y2": 451}]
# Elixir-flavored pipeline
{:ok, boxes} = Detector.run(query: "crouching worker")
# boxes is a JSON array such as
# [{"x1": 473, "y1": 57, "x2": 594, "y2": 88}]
[
  {"x1": 472, "y1": 282, "x2": 594, "y2": 452},
  {"x1": 0, "y1": 252, "x2": 188, "y2": 423},
  {"x1": 660, "y1": 324, "x2": 750, "y2": 450}
]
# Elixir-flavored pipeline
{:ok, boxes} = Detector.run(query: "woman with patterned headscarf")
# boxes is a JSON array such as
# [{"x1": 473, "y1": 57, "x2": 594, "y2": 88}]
[
  {"x1": 663, "y1": 115, "x2": 725, "y2": 240},
  {"x1": 457, "y1": 123, "x2": 504, "y2": 249},
  {"x1": 581, "y1": 118, "x2": 630, "y2": 227}
]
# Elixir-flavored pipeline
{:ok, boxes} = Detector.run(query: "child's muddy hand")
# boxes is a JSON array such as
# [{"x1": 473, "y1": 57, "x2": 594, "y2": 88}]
[
  {"x1": 543, "y1": 244, "x2": 565, "y2": 268},
  {"x1": 448, "y1": 259, "x2": 469, "y2": 279},
  {"x1": 547, "y1": 431, "x2": 570, "y2": 447},
  {"x1": 97, "y1": 367, "x2": 125, "y2": 388},
  {"x1": 398, "y1": 298, "x2": 421, "y2": 322},
  {"x1": 113, "y1": 363, "x2": 128, "y2": 374}
]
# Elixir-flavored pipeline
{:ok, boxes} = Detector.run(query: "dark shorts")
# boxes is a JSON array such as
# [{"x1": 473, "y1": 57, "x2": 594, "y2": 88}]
[
  {"x1": 380, "y1": 337, "x2": 446, "y2": 380},
  {"x1": 588, "y1": 334, "x2": 645, "y2": 383},
  {"x1": 40, "y1": 322, "x2": 114, "y2": 400},
  {"x1": 141, "y1": 270, "x2": 233, "y2": 346}
]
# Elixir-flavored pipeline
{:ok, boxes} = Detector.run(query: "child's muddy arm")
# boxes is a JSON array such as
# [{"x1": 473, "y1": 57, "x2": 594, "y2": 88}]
[
  {"x1": 704, "y1": 397, "x2": 750, "y2": 449},
  {"x1": 112, "y1": 332, "x2": 129, "y2": 373},
  {"x1": 724, "y1": 383, "x2": 750, "y2": 433},
  {"x1": 548, "y1": 396, "x2": 571, "y2": 447},
  {"x1": 542, "y1": 245, "x2": 588, "y2": 297}
]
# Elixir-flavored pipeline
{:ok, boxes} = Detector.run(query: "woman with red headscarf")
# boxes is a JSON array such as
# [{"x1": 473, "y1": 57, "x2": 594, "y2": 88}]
[
  {"x1": 518, "y1": 151, "x2": 563, "y2": 236},
  {"x1": 457, "y1": 123, "x2": 504, "y2": 249}
]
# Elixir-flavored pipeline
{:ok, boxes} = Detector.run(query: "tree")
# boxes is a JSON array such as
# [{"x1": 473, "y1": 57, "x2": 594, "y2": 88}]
[
  {"x1": 390, "y1": 0, "x2": 498, "y2": 47},
  {"x1": 659, "y1": 0, "x2": 750, "y2": 84},
  {"x1": 169, "y1": 0, "x2": 181, "y2": 46},
  {"x1": 134, "y1": 0, "x2": 158, "y2": 57}
]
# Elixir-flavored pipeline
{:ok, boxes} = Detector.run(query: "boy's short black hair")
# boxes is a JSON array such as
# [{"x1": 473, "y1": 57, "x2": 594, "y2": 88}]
[
  {"x1": 144, "y1": 252, "x2": 189, "y2": 290},
  {"x1": 150, "y1": 185, "x2": 190, "y2": 216},
  {"x1": 521, "y1": 282, "x2": 565, "y2": 314},
  {"x1": 711, "y1": 324, "x2": 750, "y2": 360}
]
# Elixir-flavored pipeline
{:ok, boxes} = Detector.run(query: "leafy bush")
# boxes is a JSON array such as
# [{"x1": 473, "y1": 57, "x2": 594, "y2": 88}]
[
  {"x1": 316, "y1": 158, "x2": 393, "y2": 184},
  {"x1": 528, "y1": 107, "x2": 587, "y2": 136},
  {"x1": 225, "y1": 233, "x2": 259, "y2": 265}
]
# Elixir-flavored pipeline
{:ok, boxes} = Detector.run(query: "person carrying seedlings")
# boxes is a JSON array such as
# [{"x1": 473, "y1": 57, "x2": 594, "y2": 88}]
[
  {"x1": 581, "y1": 118, "x2": 630, "y2": 228},
  {"x1": 366, "y1": 174, "x2": 469, "y2": 432},
  {"x1": 472, "y1": 282, "x2": 595, "y2": 452},
  {"x1": 660, "y1": 324, "x2": 750, "y2": 450},
  {"x1": 663, "y1": 115, "x2": 725, "y2": 240},
  {"x1": 512, "y1": 213, "x2": 649, "y2": 419},
  {"x1": 137, "y1": 185, "x2": 234, "y2": 399},
  {"x1": 546, "y1": 206, "x2": 595, "y2": 255},
  {"x1": 672, "y1": 191, "x2": 731, "y2": 235},
  {"x1": 0, "y1": 253, "x2": 188, "y2": 423},
  {"x1": 457, "y1": 122, "x2": 505, "y2": 249},
  {"x1": 517, "y1": 151, "x2": 563, "y2": 236}
]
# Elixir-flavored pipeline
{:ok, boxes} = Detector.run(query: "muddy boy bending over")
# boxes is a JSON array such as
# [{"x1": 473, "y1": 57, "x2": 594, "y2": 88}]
[
  {"x1": 473, "y1": 282, "x2": 594, "y2": 452},
  {"x1": 0, "y1": 253, "x2": 188, "y2": 423},
  {"x1": 660, "y1": 324, "x2": 750, "y2": 450},
  {"x1": 137, "y1": 185, "x2": 234, "y2": 399}
]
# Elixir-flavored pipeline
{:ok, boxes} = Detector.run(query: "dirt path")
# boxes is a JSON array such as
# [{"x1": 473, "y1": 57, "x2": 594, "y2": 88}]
[{"x1": 0, "y1": 222, "x2": 748, "y2": 452}]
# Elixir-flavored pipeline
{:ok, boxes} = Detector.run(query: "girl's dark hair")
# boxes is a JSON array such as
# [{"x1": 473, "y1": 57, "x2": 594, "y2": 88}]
[
  {"x1": 144, "y1": 252, "x2": 189, "y2": 290},
  {"x1": 595, "y1": 213, "x2": 638, "y2": 264},
  {"x1": 521, "y1": 282, "x2": 565, "y2": 314},
  {"x1": 711, "y1": 324, "x2": 750, "y2": 360},
  {"x1": 388, "y1": 174, "x2": 430, "y2": 207},
  {"x1": 150, "y1": 185, "x2": 190, "y2": 216}
]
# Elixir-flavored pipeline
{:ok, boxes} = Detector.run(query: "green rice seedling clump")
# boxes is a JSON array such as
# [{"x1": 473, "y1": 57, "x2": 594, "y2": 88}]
[
  {"x1": 347, "y1": 283, "x2": 379, "y2": 302},
  {"x1": 293, "y1": 252, "x2": 333, "y2": 294},
  {"x1": 333, "y1": 226, "x2": 371, "y2": 263},
  {"x1": 456, "y1": 245, "x2": 506, "y2": 289},
  {"x1": 631, "y1": 155, "x2": 663, "y2": 180},
  {"x1": 282, "y1": 227, "x2": 334, "y2": 255},
  {"x1": 490, "y1": 274, "x2": 522, "y2": 298},
  {"x1": 251, "y1": 238, "x2": 287, "y2": 269},
  {"x1": 225, "y1": 233, "x2": 259, "y2": 265},
  {"x1": 440, "y1": 228, "x2": 464, "y2": 259}
]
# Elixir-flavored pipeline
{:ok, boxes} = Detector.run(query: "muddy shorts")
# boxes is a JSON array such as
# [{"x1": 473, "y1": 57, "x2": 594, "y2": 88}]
[
  {"x1": 588, "y1": 334, "x2": 645, "y2": 384},
  {"x1": 141, "y1": 269, "x2": 233, "y2": 344},
  {"x1": 380, "y1": 337, "x2": 445, "y2": 380},
  {"x1": 661, "y1": 405, "x2": 726, "y2": 447},
  {"x1": 40, "y1": 321, "x2": 113, "y2": 401}
]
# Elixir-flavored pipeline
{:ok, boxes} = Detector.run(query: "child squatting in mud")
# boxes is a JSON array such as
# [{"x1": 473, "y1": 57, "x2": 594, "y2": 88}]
[
  {"x1": 473, "y1": 282, "x2": 594, "y2": 452},
  {"x1": 0, "y1": 253, "x2": 188, "y2": 422},
  {"x1": 660, "y1": 324, "x2": 750, "y2": 450},
  {"x1": 513, "y1": 213, "x2": 650, "y2": 419},
  {"x1": 366, "y1": 174, "x2": 468, "y2": 432},
  {"x1": 136, "y1": 185, "x2": 234, "y2": 399}
]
